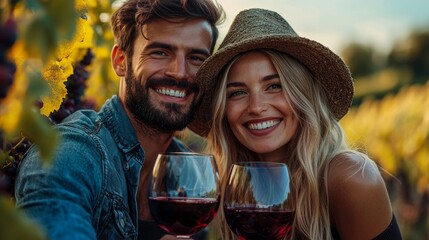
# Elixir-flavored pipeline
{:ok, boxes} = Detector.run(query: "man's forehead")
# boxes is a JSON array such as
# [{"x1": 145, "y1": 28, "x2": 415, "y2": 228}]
[
  {"x1": 136, "y1": 18, "x2": 213, "y2": 54},
  {"x1": 141, "y1": 18, "x2": 212, "y2": 39}
]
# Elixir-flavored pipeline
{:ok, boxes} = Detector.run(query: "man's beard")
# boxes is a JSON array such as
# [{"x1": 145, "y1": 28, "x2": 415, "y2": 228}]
[{"x1": 124, "y1": 68, "x2": 200, "y2": 133}]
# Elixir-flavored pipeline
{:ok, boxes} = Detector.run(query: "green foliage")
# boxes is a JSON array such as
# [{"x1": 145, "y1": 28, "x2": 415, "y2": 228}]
[
  {"x1": 1, "y1": 0, "x2": 80, "y2": 238},
  {"x1": 352, "y1": 68, "x2": 412, "y2": 106},
  {"x1": 341, "y1": 43, "x2": 378, "y2": 78},
  {"x1": 23, "y1": 16, "x2": 59, "y2": 61},
  {"x1": 344, "y1": 28, "x2": 429, "y2": 106},
  {"x1": 26, "y1": 67, "x2": 50, "y2": 99},
  {"x1": 16, "y1": 0, "x2": 83, "y2": 164},
  {"x1": 0, "y1": 196, "x2": 46, "y2": 240},
  {"x1": 20, "y1": 108, "x2": 59, "y2": 165},
  {"x1": 23, "y1": 0, "x2": 79, "y2": 61},
  {"x1": 387, "y1": 30, "x2": 429, "y2": 83},
  {"x1": 342, "y1": 79, "x2": 429, "y2": 239}
]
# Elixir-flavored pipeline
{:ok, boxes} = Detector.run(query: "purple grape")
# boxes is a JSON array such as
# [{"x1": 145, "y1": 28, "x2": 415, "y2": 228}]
[
  {"x1": 0, "y1": 64, "x2": 14, "y2": 99},
  {"x1": 0, "y1": 16, "x2": 17, "y2": 100},
  {"x1": 0, "y1": 18, "x2": 17, "y2": 48},
  {"x1": 0, "y1": 172, "x2": 13, "y2": 196},
  {"x1": 80, "y1": 48, "x2": 95, "y2": 66}
]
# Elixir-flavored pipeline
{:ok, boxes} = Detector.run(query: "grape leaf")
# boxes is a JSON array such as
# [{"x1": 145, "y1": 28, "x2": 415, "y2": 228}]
[
  {"x1": 45, "y1": 0, "x2": 78, "y2": 40},
  {"x1": 56, "y1": 17, "x2": 90, "y2": 61},
  {"x1": 0, "y1": 196, "x2": 46, "y2": 240},
  {"x1": 21, "y1": 105, "x2": 59, "y2": 165},
  {"x1": 40, "y1": 58, "x2": 73, "y2": 116},
  {"x1": 23, "y1": 16, "x2": 58, "y2": 61}
]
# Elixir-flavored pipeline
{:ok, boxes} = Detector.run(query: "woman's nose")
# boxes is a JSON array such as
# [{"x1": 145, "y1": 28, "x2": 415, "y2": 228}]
[{"x1": 247, "y1": 93, "x2": 268, "y2": 115}]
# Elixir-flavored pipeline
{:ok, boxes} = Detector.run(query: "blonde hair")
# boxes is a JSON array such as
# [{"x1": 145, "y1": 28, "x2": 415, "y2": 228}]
[{"x1": 205, "y1": 49, "x2": 367, "y2": 239}]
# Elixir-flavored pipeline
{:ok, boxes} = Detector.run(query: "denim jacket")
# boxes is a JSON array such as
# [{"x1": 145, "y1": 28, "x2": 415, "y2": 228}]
[{"x1": 15, "y1": 95, "x2": 189, "y2": 240}]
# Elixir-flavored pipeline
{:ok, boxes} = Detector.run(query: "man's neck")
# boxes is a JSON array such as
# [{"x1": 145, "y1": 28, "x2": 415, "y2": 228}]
[
  {"x1": 129, "y1": 115, "x2": 176, "y2": 220},
  {"x1": 136, "y1": 123, "x2": 175, "y2": 164}
]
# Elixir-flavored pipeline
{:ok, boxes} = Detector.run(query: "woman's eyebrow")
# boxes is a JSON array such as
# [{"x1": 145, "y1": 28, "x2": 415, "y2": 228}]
[
  {"x1": 226, "y1": 73, "x2": 280, "y2": 88},
  {"x1": 226, "y1": 82, "x2": 245, "y2": 88},
  {"x1": 262, "y1": 73, "x2": 280, "y2": 81}
]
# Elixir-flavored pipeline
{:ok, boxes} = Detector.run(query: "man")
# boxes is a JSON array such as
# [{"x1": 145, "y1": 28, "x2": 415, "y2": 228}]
[{"x1": 14, "y1": 0, "x2": 224, "y2": 239}]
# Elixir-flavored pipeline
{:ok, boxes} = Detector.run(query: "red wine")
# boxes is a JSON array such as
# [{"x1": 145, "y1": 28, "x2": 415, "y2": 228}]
[
  {"x1": 148, "y1": 197, "x2": 219, "y2": 236},
  {"x1": 224, "y1": 207, "x2": 294, "y2": 240}
]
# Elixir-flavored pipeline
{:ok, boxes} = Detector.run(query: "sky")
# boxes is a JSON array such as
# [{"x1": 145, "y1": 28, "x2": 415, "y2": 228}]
[{"x1": 215, "y1": 0, "x2": 429, "y2": 54}]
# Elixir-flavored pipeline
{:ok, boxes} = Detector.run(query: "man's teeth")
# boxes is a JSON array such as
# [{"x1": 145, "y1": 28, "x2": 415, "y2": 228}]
[
  {"x1": 156, "y1": 89, "x2": 186, "y2": 98},
  {"x1": 248, "y1": 120, "x2": 280, "y2": 130}
]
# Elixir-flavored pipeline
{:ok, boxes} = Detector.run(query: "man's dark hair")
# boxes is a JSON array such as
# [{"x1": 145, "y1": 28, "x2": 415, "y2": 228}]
[{"x1": 111, "y1": 0, "x2": 225, "y2": 57}]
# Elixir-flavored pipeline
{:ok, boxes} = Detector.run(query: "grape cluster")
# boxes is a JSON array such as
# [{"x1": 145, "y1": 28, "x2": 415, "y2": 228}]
[
  {"x1": 49, "y1": 48, "x2": 96, "y2": 124},
  {"x1": 0, "y1": 17, "x2": 17, "y2": 100},
  {"x1": 1, "y1": 48, "x2": 96, "y2": 197},
  {"x1": 0, "y1": 133, "x2": 32, "y2": 197}
]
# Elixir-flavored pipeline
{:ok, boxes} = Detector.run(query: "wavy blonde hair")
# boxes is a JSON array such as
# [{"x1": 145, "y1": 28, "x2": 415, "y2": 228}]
[{"x1": 205, "y1": 49, "x2": 368, "y2": 239}]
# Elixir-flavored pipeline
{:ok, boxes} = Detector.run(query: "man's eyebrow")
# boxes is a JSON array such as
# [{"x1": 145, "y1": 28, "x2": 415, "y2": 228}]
[
  {"x1": 145, "y1": 41, "x2": 210, "y2": 57},
  {"x1": 190, "y1": 48, "x2": 210, "y2": 57},
  {"x1": 145, "y1": 41, "x2": 175, "y2": 51}
]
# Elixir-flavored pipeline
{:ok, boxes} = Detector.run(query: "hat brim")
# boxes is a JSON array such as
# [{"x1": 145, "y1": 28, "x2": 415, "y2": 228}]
[{"x1": 189, "y1": 35, "x2": 354, "y2": 137}]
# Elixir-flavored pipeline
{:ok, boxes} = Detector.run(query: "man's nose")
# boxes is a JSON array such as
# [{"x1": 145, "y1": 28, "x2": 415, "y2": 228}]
[{"x1": 165, "y1": 56, "x2": 189, "y2": 80}]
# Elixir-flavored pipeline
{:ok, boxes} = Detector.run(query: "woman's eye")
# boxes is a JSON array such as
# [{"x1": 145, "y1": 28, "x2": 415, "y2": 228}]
[
  {"x1": 268, "y1": 83, "x2": 282, "y2": 90},
  {"x1": 227, "y1": 90, "x2": 246, "y2": 98}
]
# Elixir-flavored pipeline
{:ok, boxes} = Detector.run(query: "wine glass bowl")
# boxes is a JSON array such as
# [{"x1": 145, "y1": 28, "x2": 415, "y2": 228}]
[
  {"x1": 223, "y1": 162, "x2": 294, "y2": 240},
  {"x1": 148, "y1": 152, "x2": 220, "y2": 238}
]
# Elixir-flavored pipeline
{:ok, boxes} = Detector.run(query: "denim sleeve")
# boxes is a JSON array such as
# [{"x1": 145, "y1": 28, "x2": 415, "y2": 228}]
[{"x1": 15, "y1": 127, "x2": 103, "y2": 240}]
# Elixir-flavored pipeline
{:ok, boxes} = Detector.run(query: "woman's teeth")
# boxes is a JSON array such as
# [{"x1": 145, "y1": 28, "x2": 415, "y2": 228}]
[{"x1": 248, "y1": 120, "x2": 280, "y2": 130}]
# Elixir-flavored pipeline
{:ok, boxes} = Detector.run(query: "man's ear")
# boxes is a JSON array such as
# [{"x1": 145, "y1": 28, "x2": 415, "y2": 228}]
[{"x1": 111, "y1": 45, "x2": 127, "y2": 77}]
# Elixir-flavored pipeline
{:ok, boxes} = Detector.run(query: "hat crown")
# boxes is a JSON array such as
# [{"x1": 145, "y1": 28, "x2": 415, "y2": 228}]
[{"x1": 220, "y1": 8, "x2": 298, "y2": 49}]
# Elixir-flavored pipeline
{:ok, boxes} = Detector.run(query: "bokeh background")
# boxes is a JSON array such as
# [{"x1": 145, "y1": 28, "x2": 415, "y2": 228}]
[{"x1": 1, "y1": 0, "x2": 428, "y2": 239}]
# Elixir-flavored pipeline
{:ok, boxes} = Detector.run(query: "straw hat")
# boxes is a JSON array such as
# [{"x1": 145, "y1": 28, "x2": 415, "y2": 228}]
[{"x1": 189, "y1": 8, "x2": 354, "y2": 137}]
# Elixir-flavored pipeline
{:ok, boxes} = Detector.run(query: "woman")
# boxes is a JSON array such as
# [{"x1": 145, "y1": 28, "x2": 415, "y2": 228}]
[{"x1": 189, "y1": 8, "x2": 402, "y2": 239}]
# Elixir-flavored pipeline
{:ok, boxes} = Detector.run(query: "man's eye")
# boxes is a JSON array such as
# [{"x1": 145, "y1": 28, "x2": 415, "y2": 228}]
[
  {"x1": 189, "y1": 55, "x2": 206, "y2": 64},
  {"x1": 152, "y1": 51, "x2": 167, "y2": 56}
]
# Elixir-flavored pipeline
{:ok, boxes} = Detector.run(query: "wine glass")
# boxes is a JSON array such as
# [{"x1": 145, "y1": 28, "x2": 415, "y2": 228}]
[
  {"x1": 223, "y1": 162, "x2": 294, "y2": 240},
  {"x1": 148, "y1": 152, "x2": 220, "y2": 238}
]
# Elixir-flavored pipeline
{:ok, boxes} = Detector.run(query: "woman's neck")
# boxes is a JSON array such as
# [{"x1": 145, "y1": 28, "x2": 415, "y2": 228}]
[{"x1": 257, "y1": 145, "x2": 289, "y2": 163}]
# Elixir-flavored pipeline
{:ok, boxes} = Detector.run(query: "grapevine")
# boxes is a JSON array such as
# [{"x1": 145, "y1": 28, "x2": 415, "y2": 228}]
[
  {"x1": 0, "y1": 16, "x2": 17, "y2": 100},
  {"x1": 0, "y1": 48, "x2": 96, "y2": 197},
  {"x1": 0, "y1": 2, "x2": 19, "y2": 197},
  {"x1": 0, "y1": 133, "x2": 31, "y2": 197},
  {"x1": 49, "y1": 48, "x2": 96, "y2": 124}
]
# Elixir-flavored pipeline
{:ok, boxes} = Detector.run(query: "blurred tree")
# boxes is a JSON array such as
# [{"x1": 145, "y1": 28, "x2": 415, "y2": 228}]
[
  {"x1": 387, "y1": 30, "x2": 429, "y2": 84},
  {"x1": 83, "y1": 0, "x2": 119, "y2": 109},
  {"x1": 341, "y1": 81, "x2": 429, "y2": 239},
  {"x1": 341, "y1": 42, "x2": 378, "y2": 78}
]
